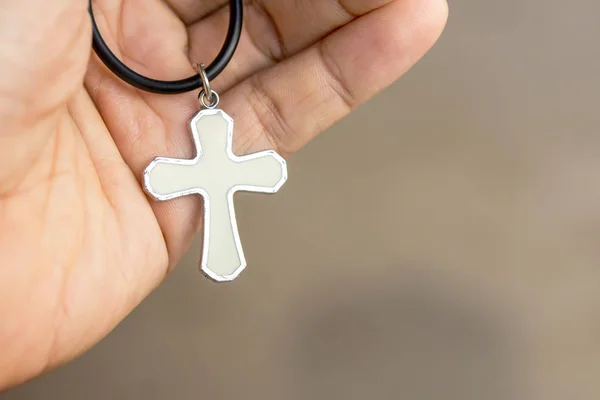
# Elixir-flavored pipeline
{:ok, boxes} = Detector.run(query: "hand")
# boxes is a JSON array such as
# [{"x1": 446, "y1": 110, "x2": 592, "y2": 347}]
[{"x1": 0, "y1": 0, "x2": 447, "y2": 389}]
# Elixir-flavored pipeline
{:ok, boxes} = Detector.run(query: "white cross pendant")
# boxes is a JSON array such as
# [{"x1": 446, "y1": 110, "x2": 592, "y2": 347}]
[{"x1": 143, "y1": 109, "x2": 287, "y2": 282}]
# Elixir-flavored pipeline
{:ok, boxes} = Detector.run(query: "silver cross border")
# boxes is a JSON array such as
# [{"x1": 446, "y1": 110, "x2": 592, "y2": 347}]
[{"x1": 143, "y1": 109, "x2": 287, "y2": 282}]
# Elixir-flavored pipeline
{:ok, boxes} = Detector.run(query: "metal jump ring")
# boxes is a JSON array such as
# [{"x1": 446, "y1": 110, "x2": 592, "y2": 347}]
[
  {"x1": 194, "y1": 63, "x2": 213, "y2": 103},
  {"x1": 199, "y1": 90, "x2": 220, "y2": 109}
]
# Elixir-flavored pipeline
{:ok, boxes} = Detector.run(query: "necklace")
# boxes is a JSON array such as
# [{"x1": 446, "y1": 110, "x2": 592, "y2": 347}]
[{"x1": 89, "y1": 1, "x2": 288, "y2": 282}]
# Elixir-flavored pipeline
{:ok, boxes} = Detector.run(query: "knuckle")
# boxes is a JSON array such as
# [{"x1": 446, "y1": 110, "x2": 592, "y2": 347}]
[{"x1": 246, "y1": 74, "x2": 296, "y2": 155}]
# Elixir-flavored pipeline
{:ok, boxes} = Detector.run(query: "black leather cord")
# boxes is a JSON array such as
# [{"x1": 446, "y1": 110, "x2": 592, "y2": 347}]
[{"x1": 88, "y1": 0, "x2": 243, "y2": 94}]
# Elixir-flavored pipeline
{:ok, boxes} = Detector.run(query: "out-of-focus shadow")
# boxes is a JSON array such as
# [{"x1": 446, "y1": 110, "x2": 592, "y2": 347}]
[{"x1": 280, "y1": 270, "x2": 525, "y2": 400}]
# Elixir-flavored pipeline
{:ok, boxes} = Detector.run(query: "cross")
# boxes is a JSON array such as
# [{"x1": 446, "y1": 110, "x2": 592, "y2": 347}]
[{"x1": 143, "y1": 109, "x2": 287, "y2": 282}]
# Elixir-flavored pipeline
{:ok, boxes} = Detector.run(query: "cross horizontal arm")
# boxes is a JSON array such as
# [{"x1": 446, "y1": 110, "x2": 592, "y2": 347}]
[
  {"x1": 144, "y1": 157, "x2": 206, "y2": 200},
  {"x1": 232, "y1": 151, "x2": 287, "y2": 193}
]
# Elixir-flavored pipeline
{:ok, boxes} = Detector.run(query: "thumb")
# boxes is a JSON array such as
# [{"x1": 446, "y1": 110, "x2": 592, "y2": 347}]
[{"x1": 0, "y1": 0, "x2": 90, "y2": 191}]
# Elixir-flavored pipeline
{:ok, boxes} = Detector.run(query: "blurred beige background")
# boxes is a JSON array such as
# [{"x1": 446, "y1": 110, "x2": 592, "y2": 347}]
[{"x1": 4, "y1": 0, "x2": 600, "y2": 398}]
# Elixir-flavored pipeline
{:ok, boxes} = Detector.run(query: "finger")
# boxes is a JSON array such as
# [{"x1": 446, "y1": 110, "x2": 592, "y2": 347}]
[
  {"x1": 89, "y1": 0, "x2": 192, "y2": 81},
  {"x1": 87, "y1": 0, "x2": 206, "y2": 267},
  {"x1": 223, "y1": 0, "x2": 448, "y2": 156},
  {"x1": 0, "y1": 0, "x2": 90, "y2": 193},
  {"x1": 187, "y1": 0, "x2": 396, "y2": 92},
  {"x1": 256, "y1": 0, "x2": 396, "y2": 55},
  {"x1": 163, "y1": 0, "x2": 226, "y2": 25}
]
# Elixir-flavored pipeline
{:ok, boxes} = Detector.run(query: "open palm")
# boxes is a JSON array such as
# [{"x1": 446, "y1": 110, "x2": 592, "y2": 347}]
[{"x1": 0, "y1": 0, "x2": 447, "y2": 389}]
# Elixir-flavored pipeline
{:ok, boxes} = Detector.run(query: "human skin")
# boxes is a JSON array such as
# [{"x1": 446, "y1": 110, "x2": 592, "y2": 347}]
[{"x1": 0, "y1": 0, "x2": 447, "y2": 389}]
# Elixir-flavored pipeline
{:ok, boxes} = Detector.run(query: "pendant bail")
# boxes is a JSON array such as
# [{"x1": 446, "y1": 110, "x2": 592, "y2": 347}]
[{"x1": 199, "y1": 90, "x2": 220, "y2": 109}]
